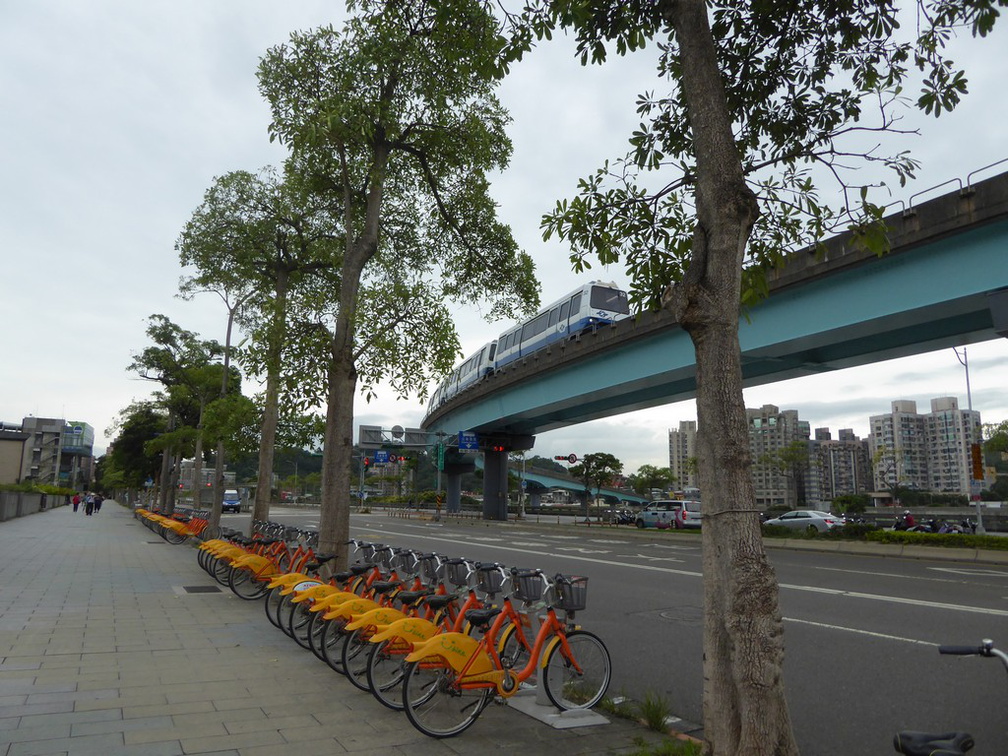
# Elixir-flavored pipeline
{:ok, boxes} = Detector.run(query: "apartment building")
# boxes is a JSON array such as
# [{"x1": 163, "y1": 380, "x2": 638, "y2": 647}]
[
  {"x1": 805, "y1": 427, "x2": 872, "y2": 506},
  {"x1": 668, "y1": 420, "x2": 698, "y2": 490},
  {"x1": 869, "y1": 397, "x2": 980, "y2": 494},
  {"x1": 747, "y1": 404, "x2": 811, "y2": 509}
]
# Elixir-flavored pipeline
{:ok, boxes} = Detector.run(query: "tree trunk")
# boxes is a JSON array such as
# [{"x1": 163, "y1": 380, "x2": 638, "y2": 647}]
[
  {"x1": 253, "y1": 269, "x2": 290, "y2": 530},
  {"x1": 210, "y1": 303, "x2": 238, "y2": 530},
  {"x1": 665, "y1": 2, "x2": 798, "y2": 753},
  {"x1": 318, "y1": 143, "x2": 389, "y2": 568}
]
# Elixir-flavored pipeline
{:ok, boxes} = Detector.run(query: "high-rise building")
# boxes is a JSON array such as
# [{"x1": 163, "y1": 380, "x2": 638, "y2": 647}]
[
  {"x1": 668, "y1": 421, "x2": 698, "y2": 490},
  {"x1": 805, "y1": 427, "x2": 872, "y2": 506},
  {"x1": 746, "y1": 405, "x2": 810, "y2": 509},
  {"x1": 869, "y1": 397, "x2": 980, "y2": 494}
]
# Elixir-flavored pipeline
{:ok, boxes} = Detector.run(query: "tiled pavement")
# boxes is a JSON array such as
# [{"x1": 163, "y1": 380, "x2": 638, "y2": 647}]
[{"x1": 0, "y1": 504, "x2": 673, "y2": 756}]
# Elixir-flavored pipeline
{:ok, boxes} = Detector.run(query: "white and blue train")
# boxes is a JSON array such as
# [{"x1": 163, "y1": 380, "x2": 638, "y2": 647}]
[{"x1": 426, "y1": 281, "x2": 630, "y2": 415}]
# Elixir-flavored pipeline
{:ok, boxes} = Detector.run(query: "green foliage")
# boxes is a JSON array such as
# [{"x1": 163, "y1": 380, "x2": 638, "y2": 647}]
[
  {"x1": 503, "y1": 1, "x2": 1003, "y2": 313},
  {"x1": 866, "y1": 530, "x2": 1008, "y2": 551},
  {"x1": 628, "y1": 464, "x2": 675, "y2": 499},
  {"x1": 639, "y1": 690, "x2": 673, "y2": 732},
  {"x1": 626, "y1": 739, "x2": 703, "y2": 756},
  {"x1": 102, "y1": 402, "x2": 168, "y2": 490}
]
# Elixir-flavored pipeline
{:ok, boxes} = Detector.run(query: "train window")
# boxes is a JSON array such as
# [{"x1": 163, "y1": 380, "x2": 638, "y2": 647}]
[
  {"x1": 548, "y1": 307, "x2": 559, "y2": 327},
  {"x1": 570, "y1": 292, "x2": 581, "y2": 314},
  {"x1": 559, "y1": 301, "x2": 570, "y2": 321},
  {"x1": 590, "y1": 285, "x2": 630, "y2": 314},
  {"x1": 487, "y1": 342, "x2": 496, "y2": 361}
]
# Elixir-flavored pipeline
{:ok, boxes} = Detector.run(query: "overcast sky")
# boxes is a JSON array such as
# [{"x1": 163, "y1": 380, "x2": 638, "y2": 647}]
[{"x1": 2, "y1": 2, "x2": 1006, "y2": 473}]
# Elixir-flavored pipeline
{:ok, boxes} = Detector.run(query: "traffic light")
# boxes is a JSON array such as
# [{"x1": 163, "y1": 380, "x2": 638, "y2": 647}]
[
  {"x1": 971, "y1": 443, "x2": 984, "y2": 480},
  {"x1": 489, "y1": 444, "x2": 506, "y2": 452},
  {"x1": 363, "y1": 457, "x2": 371, "y2": 468}
]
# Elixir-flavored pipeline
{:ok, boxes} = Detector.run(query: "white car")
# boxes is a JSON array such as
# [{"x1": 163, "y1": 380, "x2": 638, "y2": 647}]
[{"x1": 762, "y1": 510, "x2": 843, "y2": 533}]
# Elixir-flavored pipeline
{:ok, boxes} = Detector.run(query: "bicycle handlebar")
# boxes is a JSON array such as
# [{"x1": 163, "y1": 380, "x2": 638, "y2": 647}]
[{"x1": 939, "y1": 644, "x2": 988, "y2": 656}]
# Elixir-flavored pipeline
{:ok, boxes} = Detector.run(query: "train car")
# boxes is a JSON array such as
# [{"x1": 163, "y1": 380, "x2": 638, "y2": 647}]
[
  {"x1": 426, "y1": 340, "x2": 497, "y2": 414},
  {"x1": 493, "y1": 281, "x2": 629, "y2": 371},
  {"x1": 426, "y1": 281, "x2": 630, "y2": 415}
]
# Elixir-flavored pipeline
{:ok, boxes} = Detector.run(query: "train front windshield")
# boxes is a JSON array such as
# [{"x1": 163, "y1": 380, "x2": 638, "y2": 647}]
[{"x1": 590, "y1": 286, "x2": 630, "y2": 315}]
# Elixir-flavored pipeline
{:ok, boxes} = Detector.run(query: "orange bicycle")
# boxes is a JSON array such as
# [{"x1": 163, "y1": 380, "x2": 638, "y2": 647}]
[{"x1": 400, "y1": 569, "x2": 611, "y2": 738}]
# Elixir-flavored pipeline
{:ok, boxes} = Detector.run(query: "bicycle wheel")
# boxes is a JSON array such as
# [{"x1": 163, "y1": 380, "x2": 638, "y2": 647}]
[
  {"x1": 288, "y1": 600, "x2": 315, "y2": 648},
  {"x1": 264, "y1": 586, "x2": 285, "y2": 629},
  {"x1": 367, "y1": 639, "x2": 407, "y2": 711},
  {"x1": 341, "y1": 627, "x2": 373, "y2": 691},
  {"x1": 542, "y1": 629, "x2": 611, "y2": 710},
  {"x1": 401, "y1": 660, "x2": 491, "y2": 738},
  {"x1": 212, "y1": 558, "x2": 233, "y2": 586},
  {"x1": 162, "y1": 529, "x2": 187, "y2": 545},
  {"x1": 201, "y1": 524, "x2": 222, "y2": 541},
  {"x1": 307, "y1": 610, "x2": 328, "y2": 661},
  {"x1": 319, "y1": 618, "x2": 347, "y2": 673},
  {"x1": 228, "y1": 568, "x2": 267, "y2": 600},
  {"x1": 277, "y1": 592, "x2": 299, "y2": 635}
]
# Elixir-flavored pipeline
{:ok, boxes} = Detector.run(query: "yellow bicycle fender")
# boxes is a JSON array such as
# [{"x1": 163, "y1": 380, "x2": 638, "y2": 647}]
[
  {"x1": 404, "y1": 632, "x2": 495, "y2": 675},
  {"x1": 231, "y1": 554, "x2": 272, "y2": 570},
  {"x1": 266, "y1": 572, "x2": 310, "y2": 590},
  {"x1": 321, "y1": 597, "x2": 377, "y2": 622},
  {"x1": 344, "y1": 606, "x2": 406, "y2": 633},
  {"x1": 308, "y1": 591, "x2": 357, "y2": 612},
  {"x1": 540, "y1": 635, "x2": 565, "y2": 669},
  {"x1": 370, "y1": 616, "x2": 439, "y2": 645}
]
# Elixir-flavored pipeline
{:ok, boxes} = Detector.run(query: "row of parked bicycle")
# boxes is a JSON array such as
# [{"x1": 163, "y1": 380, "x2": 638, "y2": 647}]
[{"x1": 193, "y1": 522, "x2": 612, "y2": 738}]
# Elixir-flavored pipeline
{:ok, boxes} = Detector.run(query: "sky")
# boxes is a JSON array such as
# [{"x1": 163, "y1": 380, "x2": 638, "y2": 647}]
[{"x1": 2, "y1": 2, "x2": 1007, "y2": 474}]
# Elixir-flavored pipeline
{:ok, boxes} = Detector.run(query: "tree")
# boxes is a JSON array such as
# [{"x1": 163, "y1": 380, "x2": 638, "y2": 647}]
[
  {"x1": 102, "y1": 402, "x2": 168, "y2": 492},
  {"x1": 628, "y1": 463, "x2": 676, "y2": 500},
  {"x1": 504, "y1": 2, "x2": 1003, "y2": 752},
  {"x1": 177, "y1": 167, "x2": 339, "y2": 528},
  {"x1": 257, "y1": 0, "x2": 539, "y2": 562},
  {"x1": 569, "y1": 451, "x2": 622, "y2": 517}
]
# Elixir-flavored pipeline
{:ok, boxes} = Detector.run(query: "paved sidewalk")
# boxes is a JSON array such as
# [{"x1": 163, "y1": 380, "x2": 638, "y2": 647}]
[{"x1": 0, "y1": 504, "x2": 673, "y2": 756}]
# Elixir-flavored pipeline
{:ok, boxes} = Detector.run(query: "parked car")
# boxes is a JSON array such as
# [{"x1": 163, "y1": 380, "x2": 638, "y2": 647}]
[
  {"x1": 636, "y1": 500, "x2": 699, "y2": 529},
  {"x1": 762, "y1": 509, "x2": 843, "y2": 533},
  {"x1": 221, "y1": 489, "x2": 242, "y2": 514}
]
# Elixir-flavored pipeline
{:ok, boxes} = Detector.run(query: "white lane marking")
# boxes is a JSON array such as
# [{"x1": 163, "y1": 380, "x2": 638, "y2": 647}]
[
  {"x1": 783, "y1": 617, "x2": 939, "y2": 646},
  {"x1": 362, "y1": 526, "x2": 1008, "y2": 617},
  {"x1": 930, "y1": 567, "x2": 1008, "y2": 577},
  {"x1": 780, "y1": 583, "x2": 1008, "y2": 617},
  {"x1": 632, "y1": 553, "x2": 685, "y2": 563}
]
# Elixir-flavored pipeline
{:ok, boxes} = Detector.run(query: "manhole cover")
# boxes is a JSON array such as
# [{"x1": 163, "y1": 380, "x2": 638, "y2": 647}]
[
  {"x1": 181, "y1": 585, "x2": 221, "y2": 594},
  {"x1": 658, "y1": 606, "x2": 703, "y2": 624}
]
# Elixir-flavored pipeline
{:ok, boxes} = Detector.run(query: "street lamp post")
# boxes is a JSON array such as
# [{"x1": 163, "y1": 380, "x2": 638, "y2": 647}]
[{"x1": 954, "y1": 346, "x2": 985, "y2": 534}]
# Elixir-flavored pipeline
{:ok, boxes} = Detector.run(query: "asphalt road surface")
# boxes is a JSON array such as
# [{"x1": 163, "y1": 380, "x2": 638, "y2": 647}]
[{"x1": 224, "y1": 509, "x2": 1008, "y2": 754}]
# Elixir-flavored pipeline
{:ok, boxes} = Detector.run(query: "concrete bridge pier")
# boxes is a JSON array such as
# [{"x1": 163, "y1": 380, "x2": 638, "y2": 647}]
[{"x1": 482, "y1": 449, "x2": 509, "y2": 520}]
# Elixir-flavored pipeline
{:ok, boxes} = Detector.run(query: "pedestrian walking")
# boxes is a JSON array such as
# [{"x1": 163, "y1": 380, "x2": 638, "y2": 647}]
[
  {"x1": 72, "y1": 493, "x2": 80, "y2": 513},
  {"x1": 84, "y1": 493, "x2": 94, "y2": 516},
  {"x1": 93, "y1": 493, "x2": 103, "y2": 513}
]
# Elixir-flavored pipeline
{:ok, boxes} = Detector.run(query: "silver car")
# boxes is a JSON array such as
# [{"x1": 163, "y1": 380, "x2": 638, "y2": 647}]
[{"x1": 762, "y1": 510, "x2": 843, "y2": 533}]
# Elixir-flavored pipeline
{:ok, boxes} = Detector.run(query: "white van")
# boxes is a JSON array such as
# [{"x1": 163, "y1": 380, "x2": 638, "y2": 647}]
[
  {"x1": 222, "y1": 489, "x2": 241, "y2": 514},
  {"x1": 635, "y1": 500, "x2": 702, "y2": 529}
]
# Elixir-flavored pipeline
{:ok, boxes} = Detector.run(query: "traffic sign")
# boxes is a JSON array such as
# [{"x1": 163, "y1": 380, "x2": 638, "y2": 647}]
[
  {"x1": 374, "y1": 450, "x2": 389, "y2": 465},
  {"x1": 459, "y1": 431, "x2": 479, "y2": 453}
]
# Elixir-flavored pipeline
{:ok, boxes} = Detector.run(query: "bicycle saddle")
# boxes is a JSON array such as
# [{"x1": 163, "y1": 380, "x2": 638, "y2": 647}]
[{"x1": 893, "y1": 730, "x2": 974, "y2": 755}]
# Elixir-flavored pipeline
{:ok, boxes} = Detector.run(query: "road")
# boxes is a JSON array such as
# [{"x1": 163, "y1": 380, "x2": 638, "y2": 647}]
[{"x1": 225, "y1": 509, "x2": 1008, "y2": 753}]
